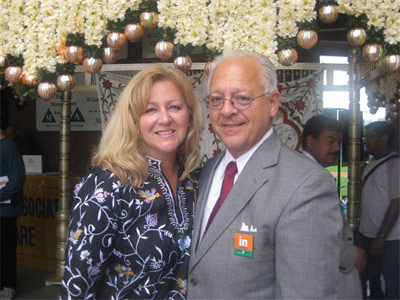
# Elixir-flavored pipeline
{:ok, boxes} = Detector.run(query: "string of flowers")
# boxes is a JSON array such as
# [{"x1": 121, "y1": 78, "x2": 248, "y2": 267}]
[
  {"x1": 276, "y1": 0, "x2": 316, "y2": 50},
  {"x1": 4, "y1": 1, "x2": 25, "y2": 57},
  {"x1": 22, "y1": 0, "x2": 41, "y2": 74},
  {"x1": 206, "y1": 0, "x2": 278, "y2": 64},
  {"x1": 157, "y1": 0, "x2": 209, "y2": 52},
  {"x1": 337, "y1": 0, "x2": 400, "y2": 53}
]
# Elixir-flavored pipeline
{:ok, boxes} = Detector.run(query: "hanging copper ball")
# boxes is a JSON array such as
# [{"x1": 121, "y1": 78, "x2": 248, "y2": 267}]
[
  {"x1": 37, "y1": 82, "x2": 57, "y2": 100},
  {"x1": 382, "y1": 54, "x2": 400, "y2": 72},
  {"x1": 297, "y1": 30, "x2": 318, "y2": 49},
  {"x1": 174, "y1": 56, "x2": 192, "y2": 73},
  {"x1": 318, "y1": 5, "x2": 339, "y2": 24},
  {"x1": 64, "y1": 46, "x2": 85, "y2": 64},
  {"x1": 83, "y1": 57, "x2": 103, "y2": 74},
  {"x1": 277, "y1": 48, "x2": 298, "y2": 66},
  {"x1": 22, "y1": 73, "x2": 38, "y2": 86},
  {"x1": 140, "y1": 12, "x2": 158, "y2": 29},
  {"x1": 362, "y1": 43, "x2": 384, "y2": 62},
  {"x1": 347, "y1": 28, "x2": 367, "y2": 47},
  {"x1": 102, "y1": 47, "x2": 118, "y2": 64},
  {"x1": 155, "y1": 40, "x2": 174, "y2": 61},
  {"x1": 57, "y1": 74, "x2": 76, "y2": 91},
  {"x1": 5, "y1": 66, "x2": 23, "y2": 83},
  {"x1": 124, "y1": 23, "x2": 144, "y2": 42},
  {"x1": 204, "y1": 61, "x2": 213, "y2": 77},
  {"x1": 107, "y1": 32, "x2": 126, "y2": 51},
  {"x1": 0, "y1": 53, "x2": 6, "y2": 67}
]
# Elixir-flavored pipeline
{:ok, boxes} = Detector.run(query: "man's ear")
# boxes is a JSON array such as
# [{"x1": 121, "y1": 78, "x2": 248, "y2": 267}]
[
  {"x1": 269, "y1": 91, "x2": 281, "y2": 117},
  {"x1": 305, "y1": 135, "x2": 316, "y2": 151}
]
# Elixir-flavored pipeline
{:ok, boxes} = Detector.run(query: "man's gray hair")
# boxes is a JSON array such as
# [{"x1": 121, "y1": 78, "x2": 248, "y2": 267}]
[{"x1": 207, "y1": 50, "x2": 278, "y2": 96}]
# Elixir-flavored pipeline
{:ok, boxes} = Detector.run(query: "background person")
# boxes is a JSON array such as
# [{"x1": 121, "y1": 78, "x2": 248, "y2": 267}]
[
  {"x1": 302, "y1": 114, "x2": 364, "y2": 299},
  {"x1": 355, "y1": 121, "x2": 399, "y2": 299},
  {"x1": 61, "y1": 64, "x2": 203, "y2": 300},
  {"x1": 0, "y1": 116, "x2": 26, "y2": 300},
  {"x1": 188, "y1": 50, "x2": 342, "y2": 299}
]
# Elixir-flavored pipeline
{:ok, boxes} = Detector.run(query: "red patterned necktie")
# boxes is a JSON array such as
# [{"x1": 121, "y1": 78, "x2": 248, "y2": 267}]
[{"x1": 204, "y1": 161, "x2": 238, "y2": 234}]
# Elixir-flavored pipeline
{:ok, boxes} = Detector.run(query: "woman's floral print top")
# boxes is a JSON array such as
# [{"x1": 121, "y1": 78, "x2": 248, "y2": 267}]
[{"x1": 61, "y1": 157, "x2": 198, "y2": 300}]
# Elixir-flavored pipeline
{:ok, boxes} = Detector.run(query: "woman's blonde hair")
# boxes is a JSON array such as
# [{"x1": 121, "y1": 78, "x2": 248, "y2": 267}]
[{"x1": 93, "y1": 63, "x2": 203, "y2": 187}]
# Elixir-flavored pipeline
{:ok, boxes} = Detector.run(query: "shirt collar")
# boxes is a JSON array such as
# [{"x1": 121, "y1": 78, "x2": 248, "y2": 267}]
[
  {"x1": 301, "y1": 150, "x2": 319, "y2": 165},
  {"x1": 221, "y1": 127, "x2": 274, "y2": 176}
]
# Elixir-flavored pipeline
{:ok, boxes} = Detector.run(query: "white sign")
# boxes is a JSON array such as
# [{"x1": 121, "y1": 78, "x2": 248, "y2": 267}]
[
  {"x1": 23, "y1": 155, "x2": 43, "y2": 173},
  {"x1": 36, "y1": 92, "x2": 102, "y2": 131}
]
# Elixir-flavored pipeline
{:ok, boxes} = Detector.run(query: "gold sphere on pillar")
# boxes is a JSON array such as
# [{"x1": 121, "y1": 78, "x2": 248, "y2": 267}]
[{"x1": 57, "y1": 74, "x2": 76, "y2": 91}]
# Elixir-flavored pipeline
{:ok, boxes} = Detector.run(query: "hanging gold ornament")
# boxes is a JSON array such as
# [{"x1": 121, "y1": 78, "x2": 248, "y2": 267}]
[
  {"x1": 37, "y1": 82, "x2": 57, "y2": 100},
  {"x1": 155, "y1": 41, "x2": 174, "y2": 61},
  {"x1": 347, "y1": 28, "x2": 367, "y2": 47},
  {"x1": 297, "y1": 30, "x2": 318, "y2": 49},
  {"x1": 140, "y1": 12, "x2": 158, "y2": 29},
  {"x1": 102, "y1": 47, "x2": 118, "y2": 64},
  {"x1": 204, "y1": 61, "x2": 213, "y2": 77},
  {"x1": 0, "y1": 53, "x2": 6, "y2": 67},
  {"x1": 382, "y1": 54, "x2": 400, "y2": 72},
  {"x1": 107, "y1": 32, "x2": 126, "y2": 50},
  {"x1": 277, "y1": 48, "x2": 298, "y2": 66},
  {"x1": 57, "y1": 74, "x2": 76, "y2": 91},
  {"x1": 124, "y1": 23, "x2": 144, "y2": 42},
  {"x1": 83, "y1": 57, "x2": 103, "y2": 74},
  {"x1": 22, "y1": 73, "x2": 38, "y2": 86},
  {"x1": 5, "y1": 66, "x2": 23, "y2": 83},
  {"x1": 318, "y1": 5, "x2": 339, "y2": 24},
  {"x1": 362, "y1": 43, "x2": 384, "y2": 62},
  {"x1": 64, "y1": 46, "x2": 85, "y2": 64},
  {"x1": 174, "y1": 56, "x2": 192, "y2": 73}
]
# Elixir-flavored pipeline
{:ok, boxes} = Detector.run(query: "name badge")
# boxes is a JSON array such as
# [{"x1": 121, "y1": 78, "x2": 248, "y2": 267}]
[{"x1": 234, "y1": 232, "x2": 253, "y2": 258}]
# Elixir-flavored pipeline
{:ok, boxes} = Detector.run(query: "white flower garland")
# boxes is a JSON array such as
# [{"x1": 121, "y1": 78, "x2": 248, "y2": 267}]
[
  {"x1": 0, "y1": 0, "x2": 398, "y2": 74},
  {"x1": 337, "y1": 0, "x2": 400, "y2": 44},
  {"x1": 158, "y1": 0, "x2": 209, "y2": 47},
  {"x1": 276, "y1": 0, "x2": 316, "y2": 39}
]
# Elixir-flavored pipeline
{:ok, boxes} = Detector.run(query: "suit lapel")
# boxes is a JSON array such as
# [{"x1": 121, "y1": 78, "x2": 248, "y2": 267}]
[
  {"x1": 191, "y1": 154, "x2": 224, "y2": 252},
  {"x1": 190, "y1": 132, "x2": 283, "y2": 271}
]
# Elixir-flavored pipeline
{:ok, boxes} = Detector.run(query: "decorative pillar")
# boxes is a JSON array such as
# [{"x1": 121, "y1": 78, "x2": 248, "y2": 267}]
[
  {"x1": 45, "y1": 91, "x2": 71, "y2": 284},
  {"x1": 347, "y1": 47, "x2": 362, "y2": 230}
]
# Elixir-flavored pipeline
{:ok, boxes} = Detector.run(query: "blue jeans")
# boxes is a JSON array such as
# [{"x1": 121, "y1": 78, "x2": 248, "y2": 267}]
[{"x1": 354, "y1": 230, "x2": 399, "y2": 299}]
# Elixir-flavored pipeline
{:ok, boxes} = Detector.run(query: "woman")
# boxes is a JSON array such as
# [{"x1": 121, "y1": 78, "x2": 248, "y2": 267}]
[{"x1": 61, "y1": 64, "x2": 203, "y2": 300}]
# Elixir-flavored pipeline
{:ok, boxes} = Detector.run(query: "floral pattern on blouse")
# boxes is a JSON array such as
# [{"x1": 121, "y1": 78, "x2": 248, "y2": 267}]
[{"x1": 61, "y1": 157, "x2": 198, "y2": 300}]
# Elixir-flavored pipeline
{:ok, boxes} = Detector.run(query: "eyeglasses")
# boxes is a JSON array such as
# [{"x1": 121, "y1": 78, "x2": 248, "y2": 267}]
[{"x1": 203, "y1": 92, "x2": 268, "y2": 110}]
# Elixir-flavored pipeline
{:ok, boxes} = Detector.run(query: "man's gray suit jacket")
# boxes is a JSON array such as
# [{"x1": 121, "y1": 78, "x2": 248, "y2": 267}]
[{"x1": 188, "y1": 131, "x2": 342, "y2": 299}]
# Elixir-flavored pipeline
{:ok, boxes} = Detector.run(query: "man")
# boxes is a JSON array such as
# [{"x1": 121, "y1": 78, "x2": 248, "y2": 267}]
[
  {"x1": 356, "y1": 121, "x2": 399, "y2": 299},
  {"x1": 0, "y1": 116, "x2": 26, "y2": 299},
  {"x1": 302, "y1": 115, "x2": 364, "y2": 299},
  {"x1": 188, "y1": 50, "x2": 342, "y2": 299},
  {"x1": 301, "y1": 114, "x2": 342, "y2": 168}
]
